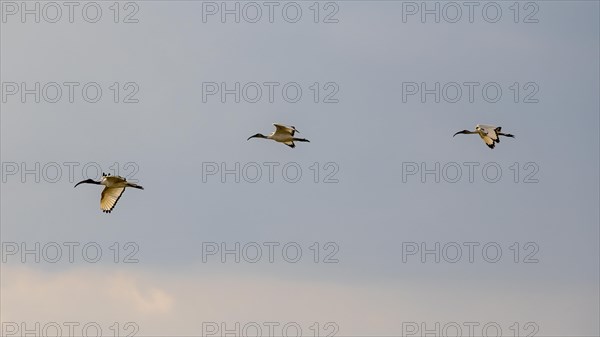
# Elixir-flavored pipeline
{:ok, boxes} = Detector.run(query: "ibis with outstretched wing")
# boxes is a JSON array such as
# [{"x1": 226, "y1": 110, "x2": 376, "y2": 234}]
[
  {"x1": 74, "y1": 173, "x2": 144, "y2": 213},
  {"x1": 247, "y1": 123, "x2": 310, "y2": 148},
  {"x1": 453, "y1": 124, "x2": 515, "y2": 149}
]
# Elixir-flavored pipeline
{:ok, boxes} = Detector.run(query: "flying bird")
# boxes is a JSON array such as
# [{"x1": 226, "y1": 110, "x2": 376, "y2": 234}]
[
  {"x1": 247, "y1": 123, "x2": 310, "y2": 148},
  {"x1": 453, "y1": 124, "x2": 515, "y2": 149},
  {"x1": 74, "y1": 173, "x2": 144, "y2": 213}
]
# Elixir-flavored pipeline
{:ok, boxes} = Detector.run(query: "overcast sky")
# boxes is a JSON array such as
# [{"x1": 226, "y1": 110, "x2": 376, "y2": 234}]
[{"x1": 1, "y1": 1, "x2": 599, "y2": 336}]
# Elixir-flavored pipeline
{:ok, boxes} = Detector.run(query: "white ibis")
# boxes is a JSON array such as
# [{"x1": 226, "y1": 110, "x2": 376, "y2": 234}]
[
  {"x1": 74, "y1": 173, "x2": 144, "y2": 213},
  {"x1": 247, "y1": 123, "x2": 310, "y2": 148},
  {"x1": 453, "y1": 124, "x2": 515, "y2": 149}
]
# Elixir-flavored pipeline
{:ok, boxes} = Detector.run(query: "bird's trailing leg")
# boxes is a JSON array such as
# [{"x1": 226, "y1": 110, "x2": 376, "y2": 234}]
[
  {"x1": 126, "y1": 182, "x2": 144, "y2": 190},
  {"x1": 292, "y1": 138, "x2": 310, "y2": 142}
]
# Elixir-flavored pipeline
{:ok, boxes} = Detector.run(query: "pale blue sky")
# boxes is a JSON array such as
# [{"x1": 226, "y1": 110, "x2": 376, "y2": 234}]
[{"x1": 1, "y1": 1, "x2": 599, "y2": 336}]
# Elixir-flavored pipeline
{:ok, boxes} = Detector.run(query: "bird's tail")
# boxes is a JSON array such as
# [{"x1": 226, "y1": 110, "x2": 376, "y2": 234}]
[
  {"x1": 499, "y1": 133, "x2": 515, "y2": 138},
  {"x1": 127, "y1": 182, "x2": 144, "y2": 190},
  {"x1": 293, "y1": 138, "x2": 310, "y2": 142}
]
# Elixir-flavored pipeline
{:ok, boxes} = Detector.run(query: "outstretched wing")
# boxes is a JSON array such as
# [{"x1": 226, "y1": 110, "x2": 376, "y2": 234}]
[
  {"x1": 100, "y1": 187, "x2": 126, "y2": 213},
  {"x1": 481, "y1": 135, "x2": 496, "y2": 149},
  {"x1": 480, "y1": 126, "x2": 499, "y2": 142},
  {"x1": 273, "y1": 123, "x2": 296, "y2": 136}
]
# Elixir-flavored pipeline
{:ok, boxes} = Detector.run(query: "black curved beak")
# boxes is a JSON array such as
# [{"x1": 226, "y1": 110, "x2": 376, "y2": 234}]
[
  {"x1": 74, "y1": 179, "x2": 98, "y2": 188},
  {"x1": 453, "y1": 130, "x2": 469, "y2": 137},
  {"x1": 247, "y1": 133, "x2": 264, "y2": 141}
]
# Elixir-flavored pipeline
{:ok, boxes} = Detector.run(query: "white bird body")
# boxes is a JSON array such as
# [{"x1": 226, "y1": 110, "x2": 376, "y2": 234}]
[
  {"x1": 75, "y1": 173, "x2": 143, "y2": 213},
  {"x1": 454, "y1": 124, "x2": 515, "y2": 149},
  {"x1": 248, "y1": 123, "x2": 309, "y2": 148},
  {"x1": 100, "y1": 175, "x2": 131, "y2": 188}
]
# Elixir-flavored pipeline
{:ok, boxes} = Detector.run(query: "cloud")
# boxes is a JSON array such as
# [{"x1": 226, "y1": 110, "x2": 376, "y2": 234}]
[{"x1": 2, "y1": 265, "x2": 598, "y2": 336}]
